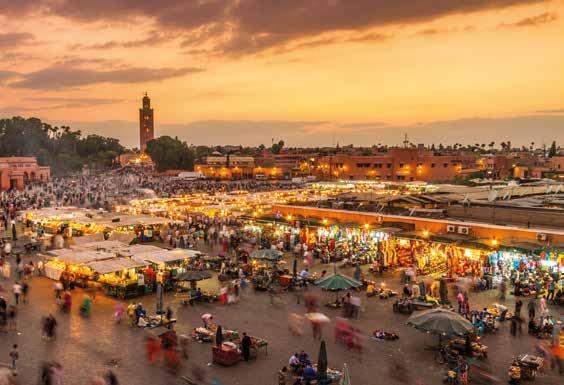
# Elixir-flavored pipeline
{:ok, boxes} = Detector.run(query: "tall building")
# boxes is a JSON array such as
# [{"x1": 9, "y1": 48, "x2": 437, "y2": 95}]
[{"x1": 139, "y1": 92, "x2": 154, "y2": 152}]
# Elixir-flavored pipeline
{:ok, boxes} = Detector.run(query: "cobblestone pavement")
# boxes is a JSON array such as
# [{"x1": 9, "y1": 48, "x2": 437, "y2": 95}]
[{"x1": 0, "y1": 250, "x2": 562, "y2": 385}]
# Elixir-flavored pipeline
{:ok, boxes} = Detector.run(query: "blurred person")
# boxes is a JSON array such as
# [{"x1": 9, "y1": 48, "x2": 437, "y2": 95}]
[
  {"x1": 527, "y1": 298, "x2": 536, "y2": 321},
  {"x1": 241, "y1": 332, "x2": 252, "y2": 361},
  {"x1": 288, "y1": 313, "x2": 304, "y2": 336},
  {"x1": 105, "y1": 370, "x2": 119, "y2": 385},
  {"x1": 113, "y1": 303, "x2": 124, "y2": 323},
  {"x1": 12, "y1": 282, "x2": 21, "y2": 305},
  {"x1": 7, "y1": 305, "x2": 16, "y2": 331},
  {"x1": 145, "y1": 335, "x2": 161, "y2": 364},
  {"x1": 9, "y1": 344, "x2": 18, "y2": 376},
  {"x1": 42, "y1": 314, "x2": 57, "y2": 340}
]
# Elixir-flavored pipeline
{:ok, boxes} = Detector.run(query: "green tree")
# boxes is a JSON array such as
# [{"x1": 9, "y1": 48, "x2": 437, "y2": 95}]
[
  {"x1": 548, "y1": 141, "x2": 557, "y2": 157},
  {"x1": 145, "y1": 136, "x2": 195, "y2": 172},
  {"x1": 0, "y1": 116, "x2": 125, "y2": 176},
  {"x1": 271, "y1": 140, "x2": 285, "y2": 154}
]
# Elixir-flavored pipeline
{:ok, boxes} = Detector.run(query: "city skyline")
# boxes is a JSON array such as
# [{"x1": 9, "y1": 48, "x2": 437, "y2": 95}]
[{"x1": 1, "y1": 1, "x2": 563, "y2": 148}]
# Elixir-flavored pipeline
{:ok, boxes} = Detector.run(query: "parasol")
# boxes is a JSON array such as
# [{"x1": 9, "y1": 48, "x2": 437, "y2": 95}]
[
  {"x1": 305, "y1": 312, "x2": 331, "y2": 324},
  {"x1": 315, "y1": 274, "x2": 362, "y2": 291},
  {"x1": 250, "y1": 249, "x2": 282, "y2": 261},
  {"x1": 215, "y1": 325, "x2": 223, "y2": 346},
  {"x1": 317, "y1": 340, "x2": 328, "y2": 380},
  {"x1": 406, "y1": 308, "x2": 474, "y2": 337},
  {"x1": 339, "y1": 363, "x2": 351, "y2": 385},
  {"x1": 175, "y1": 270, "x2": 212, "y2": 281},
  {"x1": 176, "y1": 270, "x2": 212, "y2": 290}
]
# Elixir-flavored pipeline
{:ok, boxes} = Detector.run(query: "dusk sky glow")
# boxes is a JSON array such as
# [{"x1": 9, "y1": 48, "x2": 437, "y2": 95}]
[{"x1": 1, "y1": 0, "x2": 563, "y2": 148}]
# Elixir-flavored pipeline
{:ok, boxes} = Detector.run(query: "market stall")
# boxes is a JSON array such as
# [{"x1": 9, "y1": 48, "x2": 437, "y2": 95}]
[
  {"x1": 43, "y1": 249, "x2": 114, "y2": 282},
  {"x1": 87, "y1": 257, "x2": 149, "y2": 298}
]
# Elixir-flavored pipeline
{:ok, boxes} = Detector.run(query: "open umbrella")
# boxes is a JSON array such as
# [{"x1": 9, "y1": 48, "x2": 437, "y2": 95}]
[
  {"x1": 250, "y1": 249, "x2": 282, "y2": 261},
  {"x1": 315, "y1": 274, "x2": 362, "y2": 291},
  {"x1": 339, "y1": 363, "x2": 351, "y2": 385},
  {"x1": 305, "y1": 313, "x2": 331, "y2": 324},
  {"x1": 175, "y1": 270, "x2": 212, "y2": 281},
  {"x1": 317, "y1": 340, "x2": 328, "y2": 380},
  {"x1": 215, "y1": 325, "x2": 223, "y2": 346},
  {"x1": 176, "y1": 270, "x2": 212, "y2": 290},
  {"x1": 406, "y1": 308, "x2": 474, "y2": 338}
]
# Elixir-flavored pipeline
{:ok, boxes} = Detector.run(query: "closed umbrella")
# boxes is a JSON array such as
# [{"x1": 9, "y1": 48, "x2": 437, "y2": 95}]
[
  {"x1": 317, "y1": 340, "x2": 328, "y2": 380},
  {"x1": 293, "y1": 258, "x2": 298, "y2": 278},
  {"x1": 353, "y1": 265, "x2": 361, "y2": 282},
  {"x1": 439, "y1": 277, "x2": 448, "y2": 304},
  {"x1": 156, "y1": 283, "x2": 164, "y2": 315},
  {"x1": 339, "y1": 363, "x2": 351, "y2": 385},
  {"x1": 406, "y1": 308, "x2": 474, "y2": 338},
  {"x1": 215, "y1": 325, "x2": 223, "y2": 346}
]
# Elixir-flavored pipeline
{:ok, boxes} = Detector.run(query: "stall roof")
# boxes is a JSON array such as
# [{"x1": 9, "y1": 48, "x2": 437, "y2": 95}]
[
  {"x1": 96, "y1": 215, "x2": 171, "y2": 228},
  {"x1": 139, "y1": 249, "x2": 201, "y2": 264},
  {"x1": 49, "y1": 250, "x2": 115, "y2": 264},
  {"x1": 87, "y1": 257, "x2": 148, "y2": 274},
  {"x1": 115, "y1": 244, "x2": 164, "y2": 256},
  {"x1": 79, "y1": 240, "x2": 128, "y2": 251}
]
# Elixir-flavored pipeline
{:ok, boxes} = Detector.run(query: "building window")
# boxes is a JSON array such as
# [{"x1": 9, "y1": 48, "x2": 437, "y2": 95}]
[
  {"x1": 444, "y1": 163, "x2": 448, "y2": 168},
  {"x1": 410, "y1": 177, "x2": 414, "y2": 181},
  {"x1": 373, "y1": 163, "x2": 382, "y2": 169},
  {"x1": 397, "y1": 175, "x2": 406, "y2": 180},
  {"x1": 386, "y1": 175, "x2": 392, "y2": 180},
  {"x1": 399, "y1": 163, "x2": 404, "y2": 168},
  {"x1": 417, "y1": 163, "x2": 422, "y2": 167},
  {"x1": 431, "y1": 163, "x2": 436, "y2": 168}
]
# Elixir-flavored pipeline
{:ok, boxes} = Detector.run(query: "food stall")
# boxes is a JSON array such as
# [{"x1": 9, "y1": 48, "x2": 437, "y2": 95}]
[
  {"x1": 43, "y1": 249, "x2": 115, "y2": 284},
  {"x1": 87, "y1": 257, "x2": 149, "y2": 298},
  {"x1": 135, "y1": 248, "x2": 202, "y2": 288}
]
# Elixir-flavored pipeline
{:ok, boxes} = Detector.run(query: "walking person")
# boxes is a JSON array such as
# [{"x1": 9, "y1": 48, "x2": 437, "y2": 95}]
[
  {"x1": 21, "y1": 282, "x2": 29, "y2": 304},
  {"x1": 539, "y1": 296, "x2": 549, "y2": 319},
  {"x1": 9, "y1": 344, "x2": 18, "y2": 376},
  {"x1": 12, "y1": 282, "x2": 22, "y2": 305},
  {"x1": 7, "y1": 305, "x2": 16, "y2": 331},
  {"x1": 241, "y1": 332, "x2": 252, "y2": 362},
  {"x1": 528, "y1": 298, "x2": 536, "y2": 321},
  {"x1": 499, "y1": 278, "x2": 507, "y2": 301},
  {"x1": 515, "y1": 299, "x2": 523, "y2": 319}
]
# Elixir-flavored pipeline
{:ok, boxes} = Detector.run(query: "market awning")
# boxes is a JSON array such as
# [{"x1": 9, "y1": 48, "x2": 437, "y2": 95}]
[
  {"x1": 115, "y1": 244, "x2": 164, "y2": 256},
  {"x1": 139, "y1": 249, "x2": 201, "y2": 264},
  {"x1": 49, "y1": 250, "x2": 116, "y2": 264},
  {"x1": 79, "y1": 240, "x2": 128, "y2": 251},
  {"x1": 87, "y1": 257, "x2": 148, "y2": 274}
]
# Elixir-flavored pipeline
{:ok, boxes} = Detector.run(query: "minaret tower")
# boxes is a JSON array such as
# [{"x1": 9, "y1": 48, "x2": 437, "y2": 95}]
[{"x1": 139, "y1": 92, "x2": 154, "y2": 152}]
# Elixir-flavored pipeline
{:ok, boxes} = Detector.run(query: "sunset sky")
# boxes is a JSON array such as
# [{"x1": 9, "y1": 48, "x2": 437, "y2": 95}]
[{"x1": 1, "y1": 0, "x2": 563, "y2": 148}]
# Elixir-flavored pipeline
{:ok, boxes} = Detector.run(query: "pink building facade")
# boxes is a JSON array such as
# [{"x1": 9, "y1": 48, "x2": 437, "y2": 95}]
[{"x1": 0, "y1": 157, "x2": 50, "y2": 190}]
